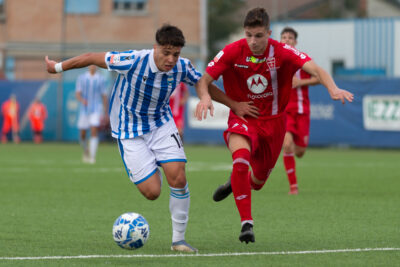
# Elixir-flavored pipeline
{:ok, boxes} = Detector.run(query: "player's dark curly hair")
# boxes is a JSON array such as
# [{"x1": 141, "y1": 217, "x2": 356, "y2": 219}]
[
  {"x1": 155, "y1": 24, "x2": 185, "y2": 47},
  {"x1": 244, "y1": 7, "x2": 270, "y2": 29},
  {"x1": 281, "y1": 27, "x2": 298, "y2": 40}
]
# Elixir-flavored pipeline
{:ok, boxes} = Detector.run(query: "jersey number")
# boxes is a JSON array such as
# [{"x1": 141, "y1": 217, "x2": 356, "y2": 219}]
[{"x1": 171, "y1": 132, "x2": 183, "y2": 148}]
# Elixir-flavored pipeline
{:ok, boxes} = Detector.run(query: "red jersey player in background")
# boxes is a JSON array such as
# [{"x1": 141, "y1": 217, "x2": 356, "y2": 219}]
[
  {"x1": 280, "y1": 27, "x2": 320, "y2": 195},
  {"x1": 195, "y1": 7, "x2": 353, "y2": 244},
  {"x1": 28, "y1": 98, "x2": 48, "y2": 143},
  {"x1": 169, "y1": 82, "x2": 189, "y2": 141},
  {"x1": 1, "y1": 94, "x2": 20, "y2": 144}
]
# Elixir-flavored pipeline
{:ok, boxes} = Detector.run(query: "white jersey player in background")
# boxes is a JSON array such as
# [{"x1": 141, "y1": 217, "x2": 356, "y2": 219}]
[
  {"x1": 75, "y1": 65, "x2": 108, "y2": 164},
  {"x1": 45, "y1": 24, "x2": 224, "y2": 253}
]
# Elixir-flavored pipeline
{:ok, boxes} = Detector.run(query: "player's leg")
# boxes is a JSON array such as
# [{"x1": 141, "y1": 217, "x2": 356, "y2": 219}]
[
  {"x1": 282, "y1": 131, "x2": 298, "y2": 194},
  {"x1": 1, "y1": 118, "x2": 11, "y2": 143},
  {"x1": 77, "y1": 112, "x2": 90, "y2": 162},
  {"x1": 117, "y1": 137, "x2": 162, "y2": 200},
  {"x1": 88, "y1": 126, "x2": 99, "y2": 164},
  {"x1": 87, "y1": 113, "x2": 101, "y2": 164}
]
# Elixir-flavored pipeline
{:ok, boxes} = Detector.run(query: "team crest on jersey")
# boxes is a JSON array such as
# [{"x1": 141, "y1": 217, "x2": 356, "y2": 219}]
[
  {"x1": 167, "y1": 76, "x2": 174, "y2": 85},
  {"x1": 266, "y1": 57, "x2": 276, "y2": 70},
  {"x1": 247, "y1": 74, "x2": 268, "y2": 94}
]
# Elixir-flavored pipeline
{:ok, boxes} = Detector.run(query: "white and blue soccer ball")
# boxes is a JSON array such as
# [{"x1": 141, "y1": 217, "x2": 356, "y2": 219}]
[{"x1": 112, "y1": 212, "x2": 150, "y2": 250}]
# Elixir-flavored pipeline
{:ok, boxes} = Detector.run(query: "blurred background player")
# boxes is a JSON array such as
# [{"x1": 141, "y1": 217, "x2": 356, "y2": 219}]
[
  {"x1": 28, "y1": 98, "x2": 48, "y2": 144},
  {"x1": 75, "y1": 65, "x2": 108, "y2": 164},
  {"x1": 1, "y1": 94, "x2": 20, "y2": 144},
  {"x1": 169, "y1": 82, "x2": 189, "y2": 141},
  {"x1": 195, "y1": 7, "x2": 353, "y2": 244},
  {"x1": 280, "y1": 27, "x2": 320, "y2": 195}
]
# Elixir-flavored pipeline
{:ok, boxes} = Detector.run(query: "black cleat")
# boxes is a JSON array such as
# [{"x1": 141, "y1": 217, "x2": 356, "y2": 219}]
[
  {"x1": 239, "y1": 223, "x2": 255, "y2": 244},
  {"x1": 212, "y1": 179, "x2": 232, "y2": 202}
]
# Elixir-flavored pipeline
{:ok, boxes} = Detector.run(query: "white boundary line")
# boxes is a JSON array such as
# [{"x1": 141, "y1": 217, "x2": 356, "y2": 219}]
[{"x1": 1, "y1": 248, "x2": 399, "y2": 260}]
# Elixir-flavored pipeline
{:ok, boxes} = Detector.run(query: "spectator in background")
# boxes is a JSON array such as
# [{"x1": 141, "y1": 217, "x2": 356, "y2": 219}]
[
  {"x1": 28, "y1": 98, "x2": 48, "y2": 144},
  {"x1": 169, "y1": 82, "x2": 189, "y2": 141},
  {"x1": 1, "y1": 94, "x2": 20, "y2": 144},
  {"x1": 75, "y1": 65, "x2": 108, "y2": 164}
]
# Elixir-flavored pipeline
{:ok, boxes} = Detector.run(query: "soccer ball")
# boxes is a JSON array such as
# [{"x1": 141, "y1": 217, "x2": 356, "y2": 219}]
[{"x1": 112, "y1": 212, "x2": 150, "y2": 250}]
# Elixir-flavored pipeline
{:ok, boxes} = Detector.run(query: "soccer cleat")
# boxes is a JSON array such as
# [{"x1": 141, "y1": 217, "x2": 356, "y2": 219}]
[
  {"x1": 171, "y1": 240, "x2": 198, "y2": 253},
  {"x1": 288, "y1": 185, "x2": 298, "y2": 195},
  {"x1": 239, "y1": 223, "x2": 255, "y2": 244},
  {"x1": 212, "y1": 179, "x2": 232, "y2": 202}
]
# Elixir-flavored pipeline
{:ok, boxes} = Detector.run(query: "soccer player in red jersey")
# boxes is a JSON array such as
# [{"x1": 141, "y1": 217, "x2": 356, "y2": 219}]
[
  {"x1": 195, "y1": 7, "x2": 353, "y2": 243},
  {"x1": 28, "y1": 98, "x2": 48, "y2": 144},
  {"x1": 280, "y1": 27, "x2": 320, "y2": 195},
  {"x1": 1, "y1": 94, "x2": 20, "y2": 144},
  {"x1": 169, "y1": 82, "x2": 189, "y2": 141}
]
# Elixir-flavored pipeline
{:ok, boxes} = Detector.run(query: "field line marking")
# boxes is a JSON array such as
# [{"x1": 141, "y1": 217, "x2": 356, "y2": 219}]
[{"x1": 1, "y1": 247, "x2": 399, "y2": 260}]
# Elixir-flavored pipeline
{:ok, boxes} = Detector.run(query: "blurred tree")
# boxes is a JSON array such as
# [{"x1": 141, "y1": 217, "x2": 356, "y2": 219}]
[{"x1": 207, "y1": 0, "x2": 245, "y2": 61}]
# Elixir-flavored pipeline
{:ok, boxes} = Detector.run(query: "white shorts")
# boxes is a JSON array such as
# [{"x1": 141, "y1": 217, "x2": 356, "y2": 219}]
[
  {"x1": 77, "y1": 112, "x2": 101, "y2": 129},
  {"x1": 117, "y1": 120, "x2": 186, "y2": 185}
]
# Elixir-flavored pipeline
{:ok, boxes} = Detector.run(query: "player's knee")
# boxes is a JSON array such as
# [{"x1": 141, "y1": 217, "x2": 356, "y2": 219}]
[
  {"x1": 142, "y1": 188, "x2": 161, "y2": 200},
  {"x1": 168, "y1": 170, "x2": 187, "y2": 188},
  {"x1": 296, "y1": 151, "x2": 305, "y2": 158}
]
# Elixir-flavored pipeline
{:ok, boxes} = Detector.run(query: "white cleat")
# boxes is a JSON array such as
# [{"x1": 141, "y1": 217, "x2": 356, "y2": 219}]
[{"x1": 171, "y1": 240, "x2": 198, "y2": 253}]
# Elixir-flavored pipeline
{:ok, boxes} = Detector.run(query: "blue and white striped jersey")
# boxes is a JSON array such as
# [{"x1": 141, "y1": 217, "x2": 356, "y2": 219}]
[
  {"x1": 75, "y1": 71, "x2": 107, "y2": 115},
  {"x1": 105, "y1": 49, "x2": 201, "y2": 139}
]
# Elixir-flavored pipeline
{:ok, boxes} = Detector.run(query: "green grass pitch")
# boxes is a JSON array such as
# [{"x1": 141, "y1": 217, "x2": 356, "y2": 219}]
[{"x1": 0, "y1": 143, "x2": 399, "y2": 266}]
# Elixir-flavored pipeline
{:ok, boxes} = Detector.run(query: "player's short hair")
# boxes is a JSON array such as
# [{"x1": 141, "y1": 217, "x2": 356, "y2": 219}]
[
  {"x1": 243, "y1": 7, "x2": 270, "y2": 29},
  {"x1": 281, "y1": 27, "x2": 298, "y2": 40},
  {"x1": 155, "y1": 24, "x2": 185, "y2": 47}
]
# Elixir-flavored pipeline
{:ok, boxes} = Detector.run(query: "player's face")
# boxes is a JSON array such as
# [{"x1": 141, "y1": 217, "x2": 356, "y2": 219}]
[
  {"x1": 280, "y1": 32, "x2": 297, "y2": 47},
  {"x1": 245, "y1": 26, "x2": 271, "y2": 55},
  {"x1": 154, "y1": 45, "x2": 182, "y2": 72}
]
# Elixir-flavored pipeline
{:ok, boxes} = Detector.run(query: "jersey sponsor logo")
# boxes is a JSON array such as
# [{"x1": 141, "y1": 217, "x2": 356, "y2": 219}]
[
  {"x1": 283, "y1": 44, "x2": 307, "y2": 59},
  {"x1": 143, "y1": 76, "x2": 148, "y2": 82},
  {"x1": 246, "y1": 56, "x2": 266, "y2": 64},
  {"x1": 213, "y1": 51, "x2": 224, "y2": 62},
  {"x1": 247, "y1": 74, "x2": 268, "y2": 94},
  {"x1": 247, "y1": 92, "x2": 273, "y2": 100},
  {"x1": 207, "y1": 61, "x2": 215, "y2": 67},
  {"x1": 234, "y1": 64, "x2": 249, "y2": 69}
]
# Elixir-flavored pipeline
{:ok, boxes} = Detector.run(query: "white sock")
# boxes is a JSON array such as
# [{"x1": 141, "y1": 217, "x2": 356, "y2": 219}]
[
  {"x1": 89, "y1": 136, "x2": 99, "y2": 160},
  {"x1": 169, "y1": 183, "x2": 190, "y2": 243}
]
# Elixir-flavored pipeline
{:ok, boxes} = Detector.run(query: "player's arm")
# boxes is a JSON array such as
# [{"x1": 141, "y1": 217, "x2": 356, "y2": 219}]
[
  {"x1": 45, "y1": 52, "x2": 107, "y2": 74},
  {"x1": 194, "y1": 73, "x2": 214, "y2": 120},
  {"x1": 302, "y1": 60, "x2": 354, "y2": 104},
  {"x1": 75, "y1": 91, "x2": 87, "y2": 106},
  {"x1": 207, "y1": 82, "x2": 259, "y2": 120},
  {"x1": 292, "y1": 75, "x2": 319, "y2": 88}
]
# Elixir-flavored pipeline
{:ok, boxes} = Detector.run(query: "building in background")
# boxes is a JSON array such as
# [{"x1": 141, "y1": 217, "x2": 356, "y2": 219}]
[{"x1": 0, "y1": 0, "x2": 207, "y2": 81}]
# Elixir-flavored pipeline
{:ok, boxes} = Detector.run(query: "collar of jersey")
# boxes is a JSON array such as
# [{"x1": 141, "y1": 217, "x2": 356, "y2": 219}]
[{"x1": 149, "y1": 49, "x2": 174, "y2": 74}]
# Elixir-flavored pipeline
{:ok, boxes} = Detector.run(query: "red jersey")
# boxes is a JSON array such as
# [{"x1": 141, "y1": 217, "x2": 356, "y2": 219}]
[
  {"x1": 1, "y1": 99, "x2": 19, "y2": 119},
  {"x1": 29, "y1": 102, "x2": 47, "y2": 122},
  {"x1": 206, "y1": 38, "x2": 311, "y2": 119},
  {"x1": 169, "y1": 82, "x2": 188, "y2": 117},
  {"x1": 286, "y1": 69, "x2": 311, "y2": 114}
]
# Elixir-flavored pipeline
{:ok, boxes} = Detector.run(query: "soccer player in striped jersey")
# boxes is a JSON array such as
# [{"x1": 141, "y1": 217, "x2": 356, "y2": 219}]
[
  {"x1": 280, "y1": 27, "x2": 320, "y2": 195},
  {"x1": 75, "y1": 65, "x2": 108, "y2": 164},
  {"x1": 195, "y1": 7, "x2": 353, "y2": 244},
  {"x1": 45, "y1": 24, "x2": 218, "y2": 252}
]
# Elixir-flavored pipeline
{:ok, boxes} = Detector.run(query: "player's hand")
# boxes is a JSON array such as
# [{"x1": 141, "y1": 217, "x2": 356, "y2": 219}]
[
  {"x1": 45, "y1": 56, "x2": 58, "y2": 74},
  {"x1": 195, "y1": 95, "x2": 214, "y2": 120},
  {"x1": 292, "y1": 76, "x2": 301, "y2": 88},
  {"x1": 232, "y1": 101, "x2": 259, "y2": 122},
  {"x1": 330, "y1": 88, "x2": 354, "y2": 104}
]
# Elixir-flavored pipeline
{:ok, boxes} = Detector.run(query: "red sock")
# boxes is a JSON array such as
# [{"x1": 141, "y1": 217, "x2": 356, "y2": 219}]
[
  {"x1": 231, "y1": 148, "x2": 252, "y2": 223},
  {"x1": 283, "y1": 153, "x2": 297, "y2": 187}
]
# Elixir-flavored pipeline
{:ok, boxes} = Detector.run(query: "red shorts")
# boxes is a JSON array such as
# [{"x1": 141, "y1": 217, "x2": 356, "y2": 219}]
[
  {"x1": 2, "y1": 116, "x2": 19, "y2": 133},
  {"x1": 223, "y1": 112, "x2": 286, "y2": 183},
  {"x1": 31, "y1": 119, "x2": 44, "y2": 132},
  {"x1": 285, "y1": 111, "x2": 310, "y2": 148}
]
